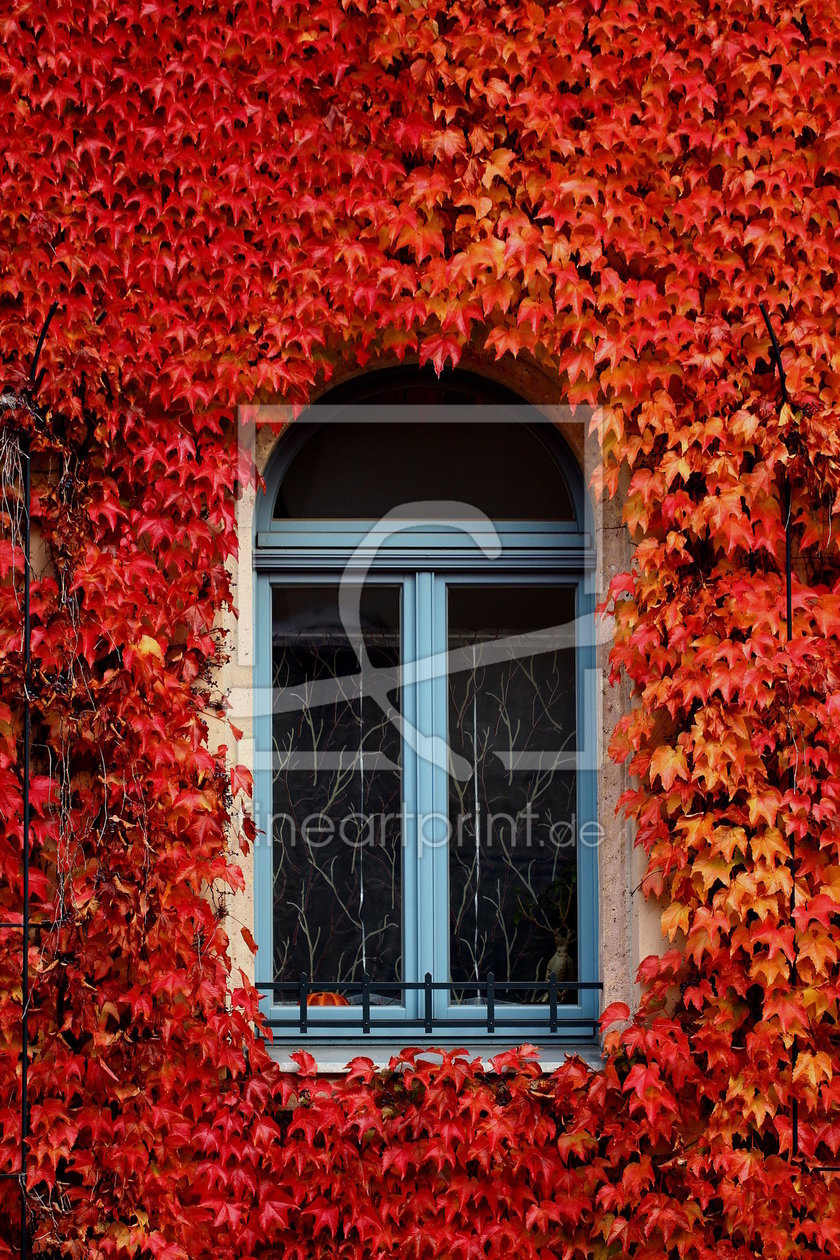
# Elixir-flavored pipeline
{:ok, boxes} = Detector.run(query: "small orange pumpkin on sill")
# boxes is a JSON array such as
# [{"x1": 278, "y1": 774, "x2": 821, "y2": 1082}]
[{"x1": 306, "y1": 991, "x2": 350, "y2": 1007}]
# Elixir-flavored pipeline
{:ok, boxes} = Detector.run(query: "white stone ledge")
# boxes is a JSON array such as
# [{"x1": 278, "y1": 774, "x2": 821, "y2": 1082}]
[{"x1": 266, "y1": 1040, "x2": 604, "y2": 1074}]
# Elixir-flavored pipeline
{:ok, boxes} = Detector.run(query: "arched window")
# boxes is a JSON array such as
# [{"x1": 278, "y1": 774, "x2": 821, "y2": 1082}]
[{"x1": 253, "y1": 369, "x2": 599, "y2": 1043}]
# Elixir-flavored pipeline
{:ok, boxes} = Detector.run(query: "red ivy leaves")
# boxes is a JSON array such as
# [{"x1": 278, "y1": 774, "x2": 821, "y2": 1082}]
[{"x1": 1, "y1": 0, "x2": 840, "y2": 1256}]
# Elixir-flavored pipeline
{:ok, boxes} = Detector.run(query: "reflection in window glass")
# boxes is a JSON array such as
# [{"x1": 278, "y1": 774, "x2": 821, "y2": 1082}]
[
  {"x1": 447, "y1": 586, "x2": 579, "y2": 1005},
  {"x1": 272, "y1": 585, "x2": 402, "y2": 1002}
]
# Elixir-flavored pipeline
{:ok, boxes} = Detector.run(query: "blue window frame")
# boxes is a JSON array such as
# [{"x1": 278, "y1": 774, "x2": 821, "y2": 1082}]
[{"x1": 253, "y1": 380, "x2": 600, "y2": 1042}]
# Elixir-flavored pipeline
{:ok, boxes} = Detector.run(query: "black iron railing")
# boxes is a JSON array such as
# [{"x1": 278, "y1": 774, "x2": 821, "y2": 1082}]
[{"x1": 257, "y1": 974, "x2": 603, "y2": 1038}]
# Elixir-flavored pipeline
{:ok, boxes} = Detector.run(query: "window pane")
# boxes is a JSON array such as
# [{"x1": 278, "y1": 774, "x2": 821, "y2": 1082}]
[
  {"x1": 447, "y1": 586, "x2": 579, "y2": 1005},
  {"x1": 273, "y1": 421, "x2": 575, "y2": 521},
  {"x1": 272, "y1": 584, "x2": 402, "y2": 1000}
]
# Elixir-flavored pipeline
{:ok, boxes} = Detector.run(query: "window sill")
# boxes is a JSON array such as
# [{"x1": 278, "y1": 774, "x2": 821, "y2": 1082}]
[{"x1": 266, "y1": 1040, "x2": 604, "y2": 1074}]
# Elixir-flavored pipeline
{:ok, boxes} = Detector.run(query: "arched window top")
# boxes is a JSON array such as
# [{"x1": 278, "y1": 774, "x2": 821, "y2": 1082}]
[
  {"x1": 259, "y1": 369, "x2": 584, "y2": 533},
  {"x1": 271, "y1": 418, "x2": 576, "y2": 522}
]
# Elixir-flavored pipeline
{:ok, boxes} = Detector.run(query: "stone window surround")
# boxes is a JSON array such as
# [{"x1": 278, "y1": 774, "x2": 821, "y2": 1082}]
[{"x1": 219, "y1": 352, "x2": 666, "y2": 1070}]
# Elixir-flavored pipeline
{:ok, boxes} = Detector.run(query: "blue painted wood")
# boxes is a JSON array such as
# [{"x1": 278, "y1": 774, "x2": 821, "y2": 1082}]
[
  {"x1": 252, "y1": 565, "x2": 274, "y2": 1002},
  {"x1": 254, "y1": 544, "x2": 595, "y2": 573},
  {"x1": 429, "y1": 574, "x2": 450, "y2": 1022},
  {"x1": 401, "y1": 577, "x2": 419, "y2": 1023},
  {"x1": 256, "y1": 522, "x2": 585, "y2": 547},
  {"x1": 413, "y1": 573, "x2": 440, "y2": 1014}
]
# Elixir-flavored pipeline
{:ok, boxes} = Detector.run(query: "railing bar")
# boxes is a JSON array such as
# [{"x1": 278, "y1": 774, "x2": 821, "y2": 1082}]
[
  {"x1": 254, "y1": 980, "x2": 603, "y2": 992},
  {"x1": 424, "y1": 972, "x2": 432, "y2": 1034},
  {"x1": 263, "y1": 1009, "x2": 600, "y2": 1022},
  {"x1": 361, "y1": 972, "x2": 370, "y2": 1035},
  {"x1": 264, "y1": 1020, "x2": 601, "y2": 1032},
  {"x1": 264, "y1": 1025, "x2": 601, "y2": 1035},
  {"x1": 486, "y1": 973, "x2": 495, "y2": 1034},
  {"x1": 485, "y1": 981, "x2": 603, "y2": 990},
  {"x1": 255, "y1": 981, "x2": 606, "y2": 989},
  {"x1": 549, "y1": 973, "x2": 558, "y2": 1034}
]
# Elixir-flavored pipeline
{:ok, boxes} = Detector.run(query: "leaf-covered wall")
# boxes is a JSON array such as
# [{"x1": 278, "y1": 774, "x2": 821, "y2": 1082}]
[{"x1": 1, "y1": 0, "x2": 840, "y2": 1255}]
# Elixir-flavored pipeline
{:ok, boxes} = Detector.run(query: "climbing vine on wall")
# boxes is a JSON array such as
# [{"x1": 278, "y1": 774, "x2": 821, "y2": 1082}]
[{"x1": 1, "y1": 0, "x2": 840, "y2": 1255}]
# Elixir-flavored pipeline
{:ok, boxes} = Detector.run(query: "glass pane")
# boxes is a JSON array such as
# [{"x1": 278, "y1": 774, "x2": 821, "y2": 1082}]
[
  {"x1": 273, "y1": 421, "x2": 575, "y2": 521},
  {"x1": 272, "y1": 584, "x2": 402, "y2": 1002},
  {"x1": 447, "y1": 585, "x2": 579, "y2": 1005}
]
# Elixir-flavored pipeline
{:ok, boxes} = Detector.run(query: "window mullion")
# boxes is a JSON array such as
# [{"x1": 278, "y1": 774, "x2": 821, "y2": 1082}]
[
  {"x1": 412, "y1": 572, "x2": 448, "y2": 997},
  {"x1": 400, "y1": 575, "x2": 418, "y2": 1014}
]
